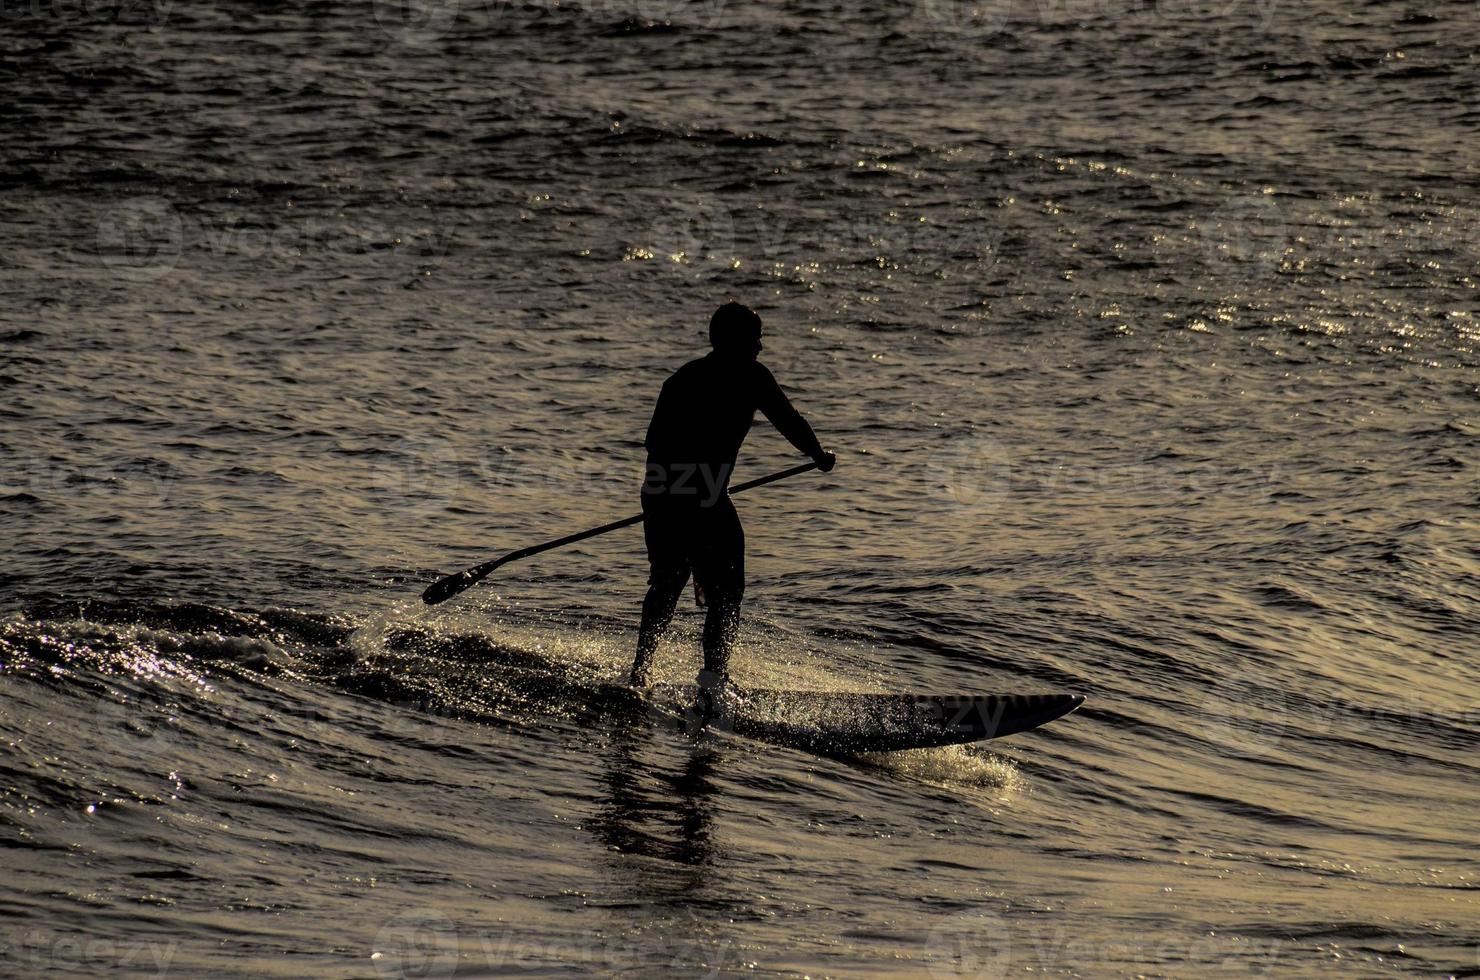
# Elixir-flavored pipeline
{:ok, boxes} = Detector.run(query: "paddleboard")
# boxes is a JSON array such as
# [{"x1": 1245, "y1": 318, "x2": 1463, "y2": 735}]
[{"x1": 632, "y1": 684, "x2": 1084, "y2": 755}]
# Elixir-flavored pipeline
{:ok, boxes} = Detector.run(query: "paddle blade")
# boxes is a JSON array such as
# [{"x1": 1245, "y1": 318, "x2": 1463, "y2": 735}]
[{"x1": 422, "y1": 570, "x2": 476, "y2": 605}]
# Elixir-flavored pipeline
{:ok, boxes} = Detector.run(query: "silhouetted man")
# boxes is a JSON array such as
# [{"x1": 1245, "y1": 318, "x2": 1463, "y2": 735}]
[{"x1": 630, "y1": 303, "x2": 835, "y2": 707}]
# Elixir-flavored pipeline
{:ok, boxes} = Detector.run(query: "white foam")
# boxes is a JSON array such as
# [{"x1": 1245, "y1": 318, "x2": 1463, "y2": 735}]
[{"x1": 860, "y1": 743, "x2": 1022, "y2": 792}]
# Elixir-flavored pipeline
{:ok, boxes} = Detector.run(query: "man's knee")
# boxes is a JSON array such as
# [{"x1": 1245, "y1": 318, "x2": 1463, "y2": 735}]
[
  {"x1": 647, "y1": 563, "x2": 690, "y2": 594},
  {"x1": 695, "y1": 566, "x2": 742, "y2": 608},
  {"x1": 711, "y1": 582, "x2": 743, "y2": 611},
  {"x1": 703, "y1": 579, "x2": 742, "y2": 632}
]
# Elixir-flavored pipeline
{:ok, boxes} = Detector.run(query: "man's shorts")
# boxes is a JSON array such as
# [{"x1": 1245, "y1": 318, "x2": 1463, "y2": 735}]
[{"x1": 640, "y1": 492, "x2": 745, "y2": 602}]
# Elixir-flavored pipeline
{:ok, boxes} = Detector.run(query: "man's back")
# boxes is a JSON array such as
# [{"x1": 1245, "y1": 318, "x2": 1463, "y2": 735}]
[{"x1": 644, "y1": 352, "x2": 821, "y2": 496}]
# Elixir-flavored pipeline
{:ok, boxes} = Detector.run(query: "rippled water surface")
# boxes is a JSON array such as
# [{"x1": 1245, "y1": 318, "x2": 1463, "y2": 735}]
[{"x1": 2, "y1": 0, "x2": 1478, "y2": 975}]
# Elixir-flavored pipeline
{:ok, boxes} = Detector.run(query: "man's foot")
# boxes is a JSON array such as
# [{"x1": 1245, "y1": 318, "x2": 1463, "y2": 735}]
[
  {"x1": 693, "y1": 686, "x2": 717, "y2": 723},
  {"x1": 692, "y1": 670, "x2": 734, "y2": 723}
]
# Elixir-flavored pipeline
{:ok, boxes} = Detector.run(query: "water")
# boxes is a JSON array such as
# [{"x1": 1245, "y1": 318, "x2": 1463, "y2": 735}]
[{"x1": 2, "y1": 0, "x2": 1478, "y2": 974}]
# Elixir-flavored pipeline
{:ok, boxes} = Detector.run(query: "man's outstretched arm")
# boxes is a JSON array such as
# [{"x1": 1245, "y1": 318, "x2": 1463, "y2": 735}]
[{"x1": 755, "y1": 364, "x2": 835, "y2": 470}]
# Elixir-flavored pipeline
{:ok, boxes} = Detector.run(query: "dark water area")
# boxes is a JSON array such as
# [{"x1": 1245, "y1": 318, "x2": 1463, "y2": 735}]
[{"x1": 2, "y1": 0, "x2": 1478, "y2": 975}]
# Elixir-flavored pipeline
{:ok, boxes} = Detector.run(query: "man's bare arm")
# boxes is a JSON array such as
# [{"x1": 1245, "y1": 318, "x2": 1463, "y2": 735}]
[{"x1": 755, "y1": 364, "x2": 830, "y2": 466}]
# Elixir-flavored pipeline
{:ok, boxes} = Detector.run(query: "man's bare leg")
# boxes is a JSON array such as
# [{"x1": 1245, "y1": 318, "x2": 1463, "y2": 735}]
[
  {"x1": 631, "y1": 573, "x2": 685, "y2": 687},
  {"x1": 695, "y1": 591, "x2": 741, "y2": 717}
]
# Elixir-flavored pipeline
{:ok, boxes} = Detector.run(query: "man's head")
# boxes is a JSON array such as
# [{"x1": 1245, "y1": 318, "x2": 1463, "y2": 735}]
[{"x1": 709, "y1": 302, "x2": 763, "y2": 359}]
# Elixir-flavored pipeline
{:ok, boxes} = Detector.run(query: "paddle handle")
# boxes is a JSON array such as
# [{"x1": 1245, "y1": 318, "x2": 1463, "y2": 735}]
[
  {"x1": 729, "y1": 460, "x2": 818, "y2": 494},
  {"x1": 421, "y1": 460, "x2": 821, "y2": 605}
]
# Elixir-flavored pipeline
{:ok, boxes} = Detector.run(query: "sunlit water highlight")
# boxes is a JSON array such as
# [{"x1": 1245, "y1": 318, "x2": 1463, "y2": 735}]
[{"x1": 3, "y1": 0, "x2": 1478, "y2": 974}]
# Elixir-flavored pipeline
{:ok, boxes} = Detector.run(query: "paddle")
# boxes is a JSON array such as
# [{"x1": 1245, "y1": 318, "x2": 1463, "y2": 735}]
[{"x1": 421, "y1": 460, "x2": 821, "y2": 605}]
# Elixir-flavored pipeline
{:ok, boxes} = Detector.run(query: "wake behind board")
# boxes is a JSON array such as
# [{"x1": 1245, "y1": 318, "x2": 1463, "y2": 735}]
[{"x1": 635, "y1": 684, "x2": 1084, "y2": 755}]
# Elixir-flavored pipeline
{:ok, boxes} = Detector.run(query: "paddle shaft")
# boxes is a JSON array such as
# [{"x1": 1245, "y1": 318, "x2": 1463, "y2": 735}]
[{"x1": 421, "y1": 460, "x2": 820, "y2": 605}]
